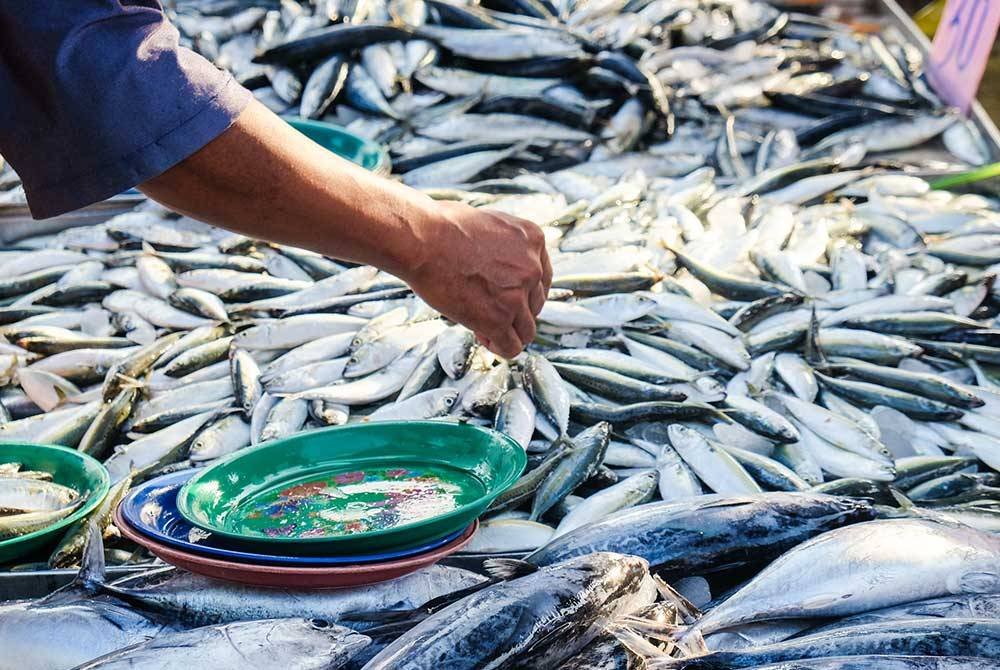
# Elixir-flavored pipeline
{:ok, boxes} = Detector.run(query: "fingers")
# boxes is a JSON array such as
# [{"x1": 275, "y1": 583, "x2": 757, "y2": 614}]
[
  {"x1": 474, "y1": 332, "x2": 492, "y2": 351},
  {"x1": 487, "y1": 324, "x2": 524, "y2": 360},
  {"x1": 529, "y1": 283, "x2": 546, "y2": 317},
  {"x1": 478, "y1": 290, "x2": 536, "y2": 359},
  {"x1": 513, "y1": 302, "x2": 537, "y2": 349},
  {"x1": 539, "y1": 244, "x2": 553, "y2": 292}
]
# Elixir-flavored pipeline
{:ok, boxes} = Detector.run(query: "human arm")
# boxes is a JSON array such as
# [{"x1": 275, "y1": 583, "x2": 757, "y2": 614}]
[
  {"x1": 0, "y1": 0, "x2": 549, "y2": 357},
  {"x1": 140, "y1": 100, "x2": 551, "y2": 358}
]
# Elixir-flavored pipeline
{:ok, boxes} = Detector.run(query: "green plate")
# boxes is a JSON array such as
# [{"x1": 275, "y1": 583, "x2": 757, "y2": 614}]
[
  {"x1": 177, "y1": 421, "x2": 525, "y2": 554},
  {"x1": 286, "y1": 118, "x2": 392, "y2": 177},
  {"x1": 0, "y1": 443, "x2": 110, "y2": 564}
]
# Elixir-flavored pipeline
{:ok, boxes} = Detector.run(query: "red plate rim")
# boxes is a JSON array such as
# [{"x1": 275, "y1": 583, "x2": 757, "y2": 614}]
[{"x1": 114, "y1": 504, "x2": 477, "y2": 575}]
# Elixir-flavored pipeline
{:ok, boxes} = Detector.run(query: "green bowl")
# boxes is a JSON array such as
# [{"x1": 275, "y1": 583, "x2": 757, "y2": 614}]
[
  {"x1": 286, "y1": 118, "x2": 392, "y2": 177},
  {"x1": 0, "y1": 443, "x2": 110, "y2": 564},
  {"x1": 177, "y1": 421, "x2": 525, "y2": 555}
]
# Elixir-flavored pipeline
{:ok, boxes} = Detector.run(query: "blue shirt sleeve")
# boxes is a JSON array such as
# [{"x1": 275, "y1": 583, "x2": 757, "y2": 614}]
[{"x1": 0, "y1": 0, "x2": 253, "y2": 219}]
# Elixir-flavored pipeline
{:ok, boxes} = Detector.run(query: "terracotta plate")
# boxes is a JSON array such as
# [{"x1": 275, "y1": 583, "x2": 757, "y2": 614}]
[{"x1": 116, "y1": 505, "x2": 477, "y2": 588}]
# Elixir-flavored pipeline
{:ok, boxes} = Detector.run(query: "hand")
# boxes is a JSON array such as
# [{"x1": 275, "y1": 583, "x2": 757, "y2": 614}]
[{"x1": 402, "y1": 200, "x2": 552, "y2": 359}]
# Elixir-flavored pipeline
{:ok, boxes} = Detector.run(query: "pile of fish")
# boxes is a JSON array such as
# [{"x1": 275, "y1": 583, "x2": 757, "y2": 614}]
[
  {"x1": 2, "y1": 0, "x2": 1000, "y2": 667},
  {"x1": 5, "y1": 502, "x2": 1000, "y2": 668},
  {"x1": 162, "y1": 0, "x2": 995, "y2": 189},
  {"x1": 2, "y1": 162, "x2": 1000, "y2": 560},
  {"x1": 0, "y1": 463, "x2": 83, "y2": 539}
]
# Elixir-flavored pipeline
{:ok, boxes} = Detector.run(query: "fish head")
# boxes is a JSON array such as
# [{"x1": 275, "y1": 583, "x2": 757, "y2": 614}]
[
  {"x1": 561, "y1": 551, "x2": 653, "y2": 610},
  {"x1": 438, "y1": 389, "x2": 460, "y2": 411},
  {"x1": 575, "y1": 421, "x2": 612, "y2": 447},
  {"x1": 251, "y1": 618, "x2": 373, "y2": 665},
  {"x1": 635, "y1": 294, "x2": 659, "y2": 309}
]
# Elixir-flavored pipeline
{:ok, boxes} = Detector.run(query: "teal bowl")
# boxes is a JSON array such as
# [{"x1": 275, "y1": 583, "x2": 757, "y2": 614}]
[
  {"x1": 286, "y1": 118, "x2": 392, "y2": 177},
  {"x1": 0, "y1": 443, "x2": 110, "y2": 564},
  {"x1": 177, "y1": 421, "x2": 526, "y2": 555}
]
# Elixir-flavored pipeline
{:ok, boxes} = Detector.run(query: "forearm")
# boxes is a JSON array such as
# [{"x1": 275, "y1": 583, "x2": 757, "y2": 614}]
[
  {"x1": 139, "y1": 100, "x2": 434, "y2": 278},
  {"x1": 140, "y1": 99, "x2": 550, "y2": 358}
]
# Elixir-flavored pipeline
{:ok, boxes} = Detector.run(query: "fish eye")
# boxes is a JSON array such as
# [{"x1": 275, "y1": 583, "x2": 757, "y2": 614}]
[
  {"x1": 310, "y1": 619, "x2": 330, "y2": 629},
  {"x1": 444, "y1": 396, "x2": 455, "y2": 406}
]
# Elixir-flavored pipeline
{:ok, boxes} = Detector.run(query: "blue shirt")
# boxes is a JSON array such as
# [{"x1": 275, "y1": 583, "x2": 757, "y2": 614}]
[{"x1": 0, "y1": 0, "x2": 252, "y2": 219}]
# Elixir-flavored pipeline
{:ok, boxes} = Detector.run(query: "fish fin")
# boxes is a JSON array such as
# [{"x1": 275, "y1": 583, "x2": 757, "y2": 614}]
[
  {"x1": 800, "y1": 593, "x2": 849, "y2": 610},
  {"x1": 614, "y1": 615, "x2": 682, "y2": 641},
  {"x1": 17, "y1": 368, "x2": 79, "y2": 412},
  {"x1": 339, "y1": 609, "x2": 426, "y2": 625},
  {"x1": 37, "y1": 522, "x2": 105, "y2": 606},
  {"x1": 94, "y1": 566, "x2": 179, "y2": 610},
  {"x1": 696, "y1": 497, "x2": 758, "y2": 510},
  {"x1": 804, "y1": 305, "x2": 826, "y2": 366},
  {"x1": 343, "y1": 577, "x2": 495, "y2": 625},
  {"x1": 640, "y1": 262, "x2": 665, "y2": 282},
  {"x1": 652, "y1": 574, "x2": 702, "y2": 622},
  {"x1": 124, "y1": 329, "x2": 156, "y2": 346},
  {"x1": 871, "y1": 503, "x2": 913, "y2": 520},
  {"x1": 607, "y1": 624, "x2": 673, "y2": 659},
  {"x1": 211, "y1": 406, "x2": 243, "y2": 420},
  {"x1": 483, "y1": 558, "x2": 538, "y2": 581},
  {"x1": 77, "y1": 522, "x2": 106, "y2": 587},
  {"x1": 549, "y1": 435, "x2": 577, "y2": 455},
  {"x1": 140, "y1": 241, "x2": 157, "y2": 255},
  {"x1": 680, "y1": 629, "x2": 709, "y2": 657},
  {"x1": 715, "y1": 408, "x2": 738, "y2": 424},
  {"x1": 113, "y1": 373, "x2": 146, "y2": 392},
  {"x1": 509, "y1": 140, "x2": 533, "y2": 156},
  {"x1": 0, "y1": 355, "x2": 21, "y2": 383},
  {"x1": 957, "y1": 571, "x2": 1000, "y2": 594},
  {"x1": 355, "y1": 619, "x2": 424, "y2": 641},
  {"x1": 890, "y1": 488, "x2": 915, "y2": 511}
]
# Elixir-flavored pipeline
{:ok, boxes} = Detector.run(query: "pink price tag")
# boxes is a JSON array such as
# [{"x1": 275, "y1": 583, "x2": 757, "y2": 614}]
[{"x1": 927, "y1": 0, "x2": 1000, "y2": 114}]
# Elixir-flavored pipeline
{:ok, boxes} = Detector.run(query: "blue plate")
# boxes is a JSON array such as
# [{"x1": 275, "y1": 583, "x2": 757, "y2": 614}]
[{"x1": 119, "y1": 471, "x2": 465, "y2": 566}]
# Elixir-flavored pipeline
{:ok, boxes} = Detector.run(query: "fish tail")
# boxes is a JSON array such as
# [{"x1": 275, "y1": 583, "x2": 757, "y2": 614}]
[
  {"x1": 607, "y1": 623, "x2": 675, "y2": 660},
  {"x1": 649, "y1": 575, "x2": 712, "y2": 655},
  {"x1": 804, "y1": 305, "x2": 826, "y2": 366},
  {"x1": 92, "y1": 565, "x2": 177, "y2": 613},
  {"x1": 39, "y1": 522, "x2": 105, "y2": 605},
  {"x1": 673, "y1": 628, "x2": 709, "y2": 657},
  {"x1": 651, "y1": 574, "x2": 702, "y2": 622},
  {"x1": 615, "y1": 615, "x2": 682, "y2": 642},
  {"x1": 112, "y1": 372, "x2": 146, "y2": 392},
  {"x1": 76, "y1": 522, "x2": 105, "y2": 589},
  {"x1": 340, "y1": 608, "x2": 424, "y2": 626},
  {"x1": 0, "y1": 353, "x2": 22, "y2": 380}
]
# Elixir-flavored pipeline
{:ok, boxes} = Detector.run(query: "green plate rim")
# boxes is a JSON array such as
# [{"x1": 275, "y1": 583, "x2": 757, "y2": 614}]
[
  {"x1": 284, "y1": 117, "x2": 392, "y2": 177},
  {"x1": 176, "y1": 421, "x2": 526, "y2": 546},
  {"x1": 0, "y1": 443, "x2": 111, "y2": 551}
]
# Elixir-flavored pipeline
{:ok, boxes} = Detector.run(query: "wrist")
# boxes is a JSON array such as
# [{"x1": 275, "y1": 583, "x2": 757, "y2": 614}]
[
  {"x1": 377, "y1": 189, "x2": 446, "y2": 282},
  {"x1": 307, "y1": 173, "x2": 436, "y2": 280}
]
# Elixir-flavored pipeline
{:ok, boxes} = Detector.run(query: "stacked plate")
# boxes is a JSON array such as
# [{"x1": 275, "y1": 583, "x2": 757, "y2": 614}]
[{"x1": 116, "y1": 421, "x2": 525, "y2": 587}]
